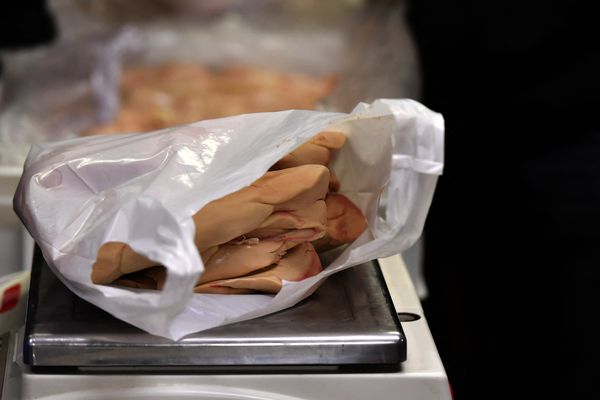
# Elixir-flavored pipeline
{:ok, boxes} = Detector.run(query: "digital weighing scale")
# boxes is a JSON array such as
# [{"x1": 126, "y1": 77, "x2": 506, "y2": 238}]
[{"x1": 2, "y1": 251, "x2": 451, "y2": 400}]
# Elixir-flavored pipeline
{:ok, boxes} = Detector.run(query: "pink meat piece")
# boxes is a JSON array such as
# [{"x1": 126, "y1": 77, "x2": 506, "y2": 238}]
[
  {"x1": 91, "y1": 164, "x2": 329, "y2": 285},
  {"x1": 195, "y1": 242, "x2": 322, "y2": 294},
  {"x1": 313, "y1": 193, "x2": 368, "y2": 252},
  {"x1": 198, "y1": 239, "x2": 288, "y2": 285},
  {"x1": 245, "y1": 200, "x2": 326, "y2": 238},
  {"x1": 198, "y1": 228, "x2": 325, "y2": 284},
  {"x1": 195, "y1": 164, "x2": 330, "y2": 249},
  {"x1": 271, "y1": 131, "x2": 346, "y2": 192}
]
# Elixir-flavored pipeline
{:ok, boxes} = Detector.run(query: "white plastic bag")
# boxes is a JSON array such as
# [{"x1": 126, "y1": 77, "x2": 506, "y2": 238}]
[{"x1": 14, "y1": 99, "x2": 443, "y2": 340}]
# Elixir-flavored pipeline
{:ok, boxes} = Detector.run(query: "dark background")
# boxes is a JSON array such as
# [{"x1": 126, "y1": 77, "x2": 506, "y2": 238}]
[
  {"x1": 0, "y1": 1, "x2": 56, "y2": 49},
  {"x1": 408, "y1": 1, "x2": 600, "y2": 399}
]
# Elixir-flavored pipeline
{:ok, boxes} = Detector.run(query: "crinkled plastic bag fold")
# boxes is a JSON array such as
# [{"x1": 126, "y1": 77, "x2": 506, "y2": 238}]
[{"x1": 14, "y1": 99, "x2": 443, "y2": 340}]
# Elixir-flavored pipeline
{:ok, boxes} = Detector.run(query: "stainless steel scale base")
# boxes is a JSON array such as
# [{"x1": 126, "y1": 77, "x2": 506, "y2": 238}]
[{"x1": 2, "y1": 255, "x2": 451, "y2": 400}]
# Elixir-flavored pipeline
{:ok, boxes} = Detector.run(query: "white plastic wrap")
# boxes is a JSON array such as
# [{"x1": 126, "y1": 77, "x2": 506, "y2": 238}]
[{"x1": 14, "y1": 99, "x2": 443, "y2": 340}]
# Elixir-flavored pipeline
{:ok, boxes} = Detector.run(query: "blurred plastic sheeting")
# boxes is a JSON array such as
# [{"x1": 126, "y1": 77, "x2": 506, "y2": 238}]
[
  {"x1": 0, "y1": 27, "x2": 140, "y2": 167},
  {"x1": 0, "y1": 0, "x2": 419, "y2": 167},
  {"x1": 325, "y1": 0, "x2": 420, "y2": 111}
]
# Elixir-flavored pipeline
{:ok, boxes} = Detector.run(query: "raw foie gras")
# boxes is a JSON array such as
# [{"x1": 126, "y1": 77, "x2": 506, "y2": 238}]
[
  {"x1": 198, "y1": 227, "x2": 325, "y2": 285},
  {"x1": 84, "y1": 63, "x2": 337, "y2": 135},
  {"x1": 195, "y1": 242, "x2": 322, "y2": 294},
  {"x1": 91, "y1": 164, "x2": 330, "y2": 285},
  {"x1": 91, "y1": 242, "x2": 158, "y2": 287},
  {"x1": 111, "y1": 226, "x2": 327, "y2": 291},
  {"x1": 101, "y1": 192, "x2": 368, "y2": 293},
  {"x1": 198, "y1": 200, "x2": 327, "y2": 283},
  {"x1": 194, "y1": 164, "x2": 330, "y2": 250},
  {"x1": 271, "y1": 131, "x2": 346, "y2": 191},
  {"x1": 313, "y1": 193, "x2": 368, "y2": 252},
  {"x1": 92, "y1": 130, "x2": 371, "y2": 296},
  {"x1": 112, "y1": 240, "x2": 293, "y2": 291},
  {"x1": 245, "y1": 200, "x2": 326, "y2": 238}
]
